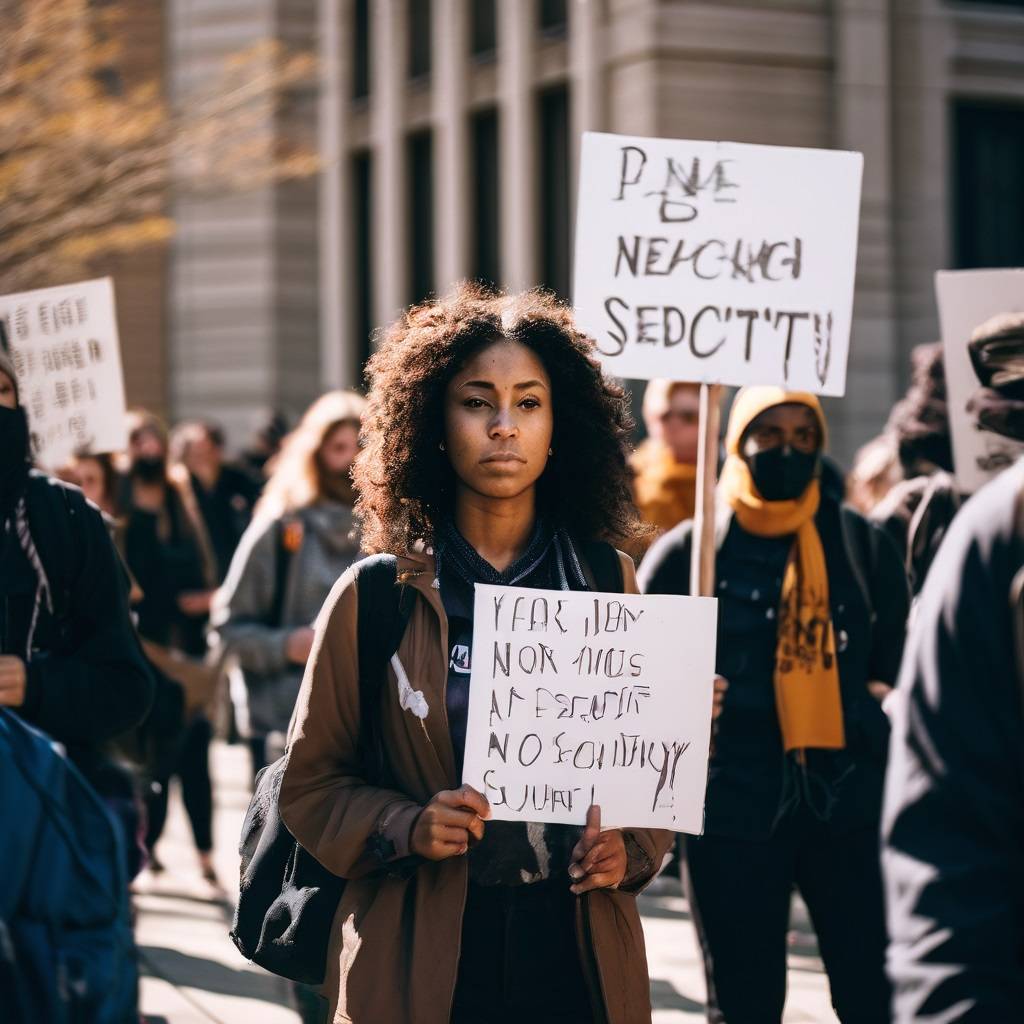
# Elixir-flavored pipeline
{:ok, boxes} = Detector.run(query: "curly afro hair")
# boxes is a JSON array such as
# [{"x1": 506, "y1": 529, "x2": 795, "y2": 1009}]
[{"x1": 354, "y1": 283, "x2": 646, "y2": 555}]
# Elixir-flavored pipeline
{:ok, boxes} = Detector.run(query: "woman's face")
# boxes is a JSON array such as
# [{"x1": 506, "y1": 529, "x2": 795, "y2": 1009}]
[
  {"x1": 443, "y1": 340, "x2": 554, "y2": 503},
  {"x1": 75, "y1": 457, "x2": 107, "y2": 508},
  {"x1": 319, "y1": 422, "x2": 360, "y2": 478},
  {"x1": 0, "y1": 372, "x2": 17, "y2": 410}
]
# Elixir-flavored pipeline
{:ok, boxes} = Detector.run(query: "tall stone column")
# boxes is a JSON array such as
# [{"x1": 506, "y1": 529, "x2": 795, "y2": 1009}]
[
  {"x1": 318, "y1": 0, "x2": 352, "y2": 387},
  {"x1": 434, "y1": 0, "x2": 469, "y2": 294},
  {"x1": 372, "y1": 0, "x2": 408, "y2": 329},
  {"x1": 498, "y1": 0, "x2": 537, "y2": 291},
  {"x1": 831, "y1": 0, "x2": 898, "y2": 460}
]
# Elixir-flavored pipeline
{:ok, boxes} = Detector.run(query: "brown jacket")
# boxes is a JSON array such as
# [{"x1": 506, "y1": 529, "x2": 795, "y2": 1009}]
[{"x1": 280, "y1": 549, "x2": 673, "y2": 1024}]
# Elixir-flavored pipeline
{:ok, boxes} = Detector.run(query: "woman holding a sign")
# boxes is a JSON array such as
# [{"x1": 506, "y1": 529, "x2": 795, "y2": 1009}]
[
  {"x1": 640, "y1": 387, "x2": 910, "y2": 1024},
  {"x1": 278, "y1": 286, "x2": 673, "y2": 1024}
]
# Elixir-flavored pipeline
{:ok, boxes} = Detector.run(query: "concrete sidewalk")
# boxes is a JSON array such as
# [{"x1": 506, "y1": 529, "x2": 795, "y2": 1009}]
[{"x1": 136, "y1": 742, "x2": 837, "y2": 1023}]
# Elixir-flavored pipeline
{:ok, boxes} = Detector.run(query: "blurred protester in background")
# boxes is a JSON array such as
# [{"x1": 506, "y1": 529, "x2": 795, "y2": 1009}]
[
  {"x1": 629, "y1": 380, "x2": 702, "y2": 555},
  {"x1": 239, "y1": 410, "x2": 289, "y2": 482},
  {"x1": 211, "y1": 391, "x2": 364, "y2": 781},
  {"x1": 859, "y1": 342, "x2": 960, "y2": 594},
  {"x1": 121, "y1": 410, "x2": 220, "y2": 883},
  {"x1": 61, "y1": 450, "x2": 123, "y2": 518},
  {"x1": 883, "y1": 314, "x2": 1024, "y2": 1022},
  {"x1": 171, "y1": 420, "x2": 260, "y2": 584},
  {"x1": 641, "y1": 386, "x2": 910, "y2": 1024},
  {"x1": 0, "y1": 351, "x2": 154, "y2": 1019}
]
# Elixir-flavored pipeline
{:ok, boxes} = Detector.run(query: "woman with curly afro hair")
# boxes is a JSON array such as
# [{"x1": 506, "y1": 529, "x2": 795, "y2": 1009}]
[{"x1": 279, "y1": 285, "x2": 673, "y2": 1024}]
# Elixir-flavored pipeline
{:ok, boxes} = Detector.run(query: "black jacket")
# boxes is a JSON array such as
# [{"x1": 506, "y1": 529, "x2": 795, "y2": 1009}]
[
  {"x1": 1, "y1": 472, "x2": 154, "y2": 749},
  {"x1": 639, "y1": 463, "x2": 910, "y2": 839},
  {"x1": 882, "y1": 459, "x2": 1024, "y2": 1022}
]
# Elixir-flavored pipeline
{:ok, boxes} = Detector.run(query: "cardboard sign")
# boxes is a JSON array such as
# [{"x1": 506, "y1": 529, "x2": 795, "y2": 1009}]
[
  {"x1": 0, "y1": 278, "x2": 128, "y2": 469},
  {"x1": 461, "y1": 585, "x2": 717, "y2": 833},
  {"x1": 936, "y1": 269, "x2": 1024, "y2": 494},
  {"x1": 573, "y1": 132, "x2": 863, "y2": 395}
]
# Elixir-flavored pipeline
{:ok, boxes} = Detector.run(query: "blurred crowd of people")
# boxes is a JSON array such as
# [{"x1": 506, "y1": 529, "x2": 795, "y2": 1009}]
[{"x1": 4, "y1": 294, "x2": 1024, "y2": 1023}]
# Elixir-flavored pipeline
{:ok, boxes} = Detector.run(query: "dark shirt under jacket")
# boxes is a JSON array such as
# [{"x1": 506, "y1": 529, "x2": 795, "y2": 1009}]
[{"x1": 639, "y1": 464, "x2": 910, "y2": 840}]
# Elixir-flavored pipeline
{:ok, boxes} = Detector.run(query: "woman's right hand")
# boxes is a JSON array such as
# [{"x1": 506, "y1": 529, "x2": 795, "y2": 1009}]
[
  {"x1": 285, "y1": 626, "x2": 316, "y2": 665},
  {"x1": 410, "y1": 784, "x2": 491, "y2": 861},
  {"x1": 713, "y1": 676, "x2": 729, "y2": 721}
]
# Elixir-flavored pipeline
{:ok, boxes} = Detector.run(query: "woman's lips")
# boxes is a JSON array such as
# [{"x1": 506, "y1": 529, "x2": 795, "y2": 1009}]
[{"x1": 481, "y1": 452, "x2": 526, "y2": 464}]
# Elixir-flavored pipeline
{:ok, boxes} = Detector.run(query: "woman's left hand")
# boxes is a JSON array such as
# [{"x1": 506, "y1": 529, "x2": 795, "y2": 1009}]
[{"x1": 568, "y1": 805, "x2": 627, "y2": 894}]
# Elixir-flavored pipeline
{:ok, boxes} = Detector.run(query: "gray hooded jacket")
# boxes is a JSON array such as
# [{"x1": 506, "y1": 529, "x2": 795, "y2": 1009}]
[{"x1": 211, "y1": 501, "x2": 361, "y2": 736}]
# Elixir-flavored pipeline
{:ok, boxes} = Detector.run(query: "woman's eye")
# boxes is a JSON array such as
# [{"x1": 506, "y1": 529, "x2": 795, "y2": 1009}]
[
  {"x1": 520, "y1": 398, "x2": 541, "y2": 409},
  {"x1": 464, "y1": 397, "x2": 488, "y2": 409}
]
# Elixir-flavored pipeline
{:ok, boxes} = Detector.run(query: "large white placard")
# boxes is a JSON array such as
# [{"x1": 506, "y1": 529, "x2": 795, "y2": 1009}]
[
  {"x1": 936, "y1": 269, "x2": 1024, "y2": 494},
  {"x1": 461, "y1": 585, "x2": 717, "y2": 834},
  {"x1": 573, "y1": 132, "x2": 863, "y2": 395},
  {"x1": 0, "y1": 277, "x2": 127, "y2": 469}
]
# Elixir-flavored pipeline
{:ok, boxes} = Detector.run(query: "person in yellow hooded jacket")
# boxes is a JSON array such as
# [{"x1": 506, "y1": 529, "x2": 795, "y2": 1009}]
[{"x1": 639, "y1": 387, "x2": 910, "y2": 1024}]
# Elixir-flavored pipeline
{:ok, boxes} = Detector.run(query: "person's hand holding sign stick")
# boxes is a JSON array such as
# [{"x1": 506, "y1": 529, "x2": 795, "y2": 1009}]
[{"x1": 568, "y1": 805, "x2": 628, "y2": 894}]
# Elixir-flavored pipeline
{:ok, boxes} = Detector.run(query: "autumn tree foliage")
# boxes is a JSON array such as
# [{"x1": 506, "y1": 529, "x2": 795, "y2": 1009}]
[{"x1": 0, "y1": 0, "x2": 318, "y2": 294}]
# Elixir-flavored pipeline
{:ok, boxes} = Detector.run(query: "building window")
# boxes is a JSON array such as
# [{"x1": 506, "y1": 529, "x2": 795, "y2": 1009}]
[
  {"x1": 353, "y1": 151, "x2": 374, "y2": 378},
  {"x1": 470, "y1": 0, "x2": 497, "y2": 57},
  {"x1": 409, "y1": 0, "x2": 432, "y2": 80},
  {"x1": 537, "y1": 85, "x2": 570, "y2": 299},
  {"x1": 353, "y1": 0, "x2": 370, "y2": 100},
  {"x1": 471, "y1": 108, "x2": 500, "y2": 288},
  {"x1": 953, "y1": 101, "x2": 1024, "y2": 269},
  {"x1": 409, "y1": 131, "x2": 435, "y2": 304},
  {"x1": 539, "y1": 0, "x2": 568, "y2": 35}
]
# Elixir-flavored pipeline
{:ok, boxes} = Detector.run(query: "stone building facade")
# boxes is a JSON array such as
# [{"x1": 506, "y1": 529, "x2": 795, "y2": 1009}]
[{"x1": 153, "y1": 0, "x2": 1024, "y2": 460}]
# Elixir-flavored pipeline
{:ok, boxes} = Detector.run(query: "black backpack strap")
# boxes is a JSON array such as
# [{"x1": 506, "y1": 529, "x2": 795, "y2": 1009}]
[
  {"x1": 354, "y1": 554, "x2": 415, "y2": 778},
  {"x1": 578, "y1": 540, "x2": 625, "y2": 593}
]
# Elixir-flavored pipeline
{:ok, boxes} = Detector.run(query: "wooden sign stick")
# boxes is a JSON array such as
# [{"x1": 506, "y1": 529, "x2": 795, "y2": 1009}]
[{"x1": 689, "y1": 383, "x2": 723, "y2": 598}]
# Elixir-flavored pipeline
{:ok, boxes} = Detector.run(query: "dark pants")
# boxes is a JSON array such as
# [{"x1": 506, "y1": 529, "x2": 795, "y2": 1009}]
[
  {"x1": 685, "y1": 815, "x2": 890, "y2": 1024},
  {"x1": 145, "y1": 715, "x2": 214, "y2": 854},
  {"x1": 451, "y1": 879, "x2": 596, "y2": 1024}
]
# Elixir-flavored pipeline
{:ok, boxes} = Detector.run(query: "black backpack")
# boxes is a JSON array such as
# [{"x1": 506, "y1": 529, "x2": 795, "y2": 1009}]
[{"x1": 230, "y1": 542, "x2": 623, "y2": 985}]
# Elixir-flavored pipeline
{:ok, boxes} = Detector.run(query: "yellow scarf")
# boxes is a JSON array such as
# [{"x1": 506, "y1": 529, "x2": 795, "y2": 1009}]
[
  {"x1": 718, "y1": 387, "x2": 845, "y2": 754},
  {"x1": 630, "y1": 440, "x2": 697, "y2": 533}
]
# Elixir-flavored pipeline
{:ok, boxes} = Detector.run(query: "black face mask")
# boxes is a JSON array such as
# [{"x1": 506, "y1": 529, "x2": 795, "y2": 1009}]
[
  {"x1": 747, "y1": 446, "x2": 820, "y2": 502},
  {"x1": 131, "y1": 455, "x2": 166, "y2": 484},
  {"x1": 0, "y1": 405, "x2": 30, "y2": 510}
]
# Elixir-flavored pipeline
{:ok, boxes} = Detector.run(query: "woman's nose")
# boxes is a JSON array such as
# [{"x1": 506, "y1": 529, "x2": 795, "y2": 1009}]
[{"x1": 489, "y1": 409, "x2": 518, "y2": 437}]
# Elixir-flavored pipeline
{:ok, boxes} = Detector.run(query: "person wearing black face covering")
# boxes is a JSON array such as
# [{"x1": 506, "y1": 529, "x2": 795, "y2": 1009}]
[
  {"x1": 882, "y1": 312, "x2": 1024, "y2": 1023},
  {"x1": 639, "y1": 387, "x2": 910, "y2": 1024},
  {"x1": 0, "y1": 353, "x2": 154, "y2": 763}
]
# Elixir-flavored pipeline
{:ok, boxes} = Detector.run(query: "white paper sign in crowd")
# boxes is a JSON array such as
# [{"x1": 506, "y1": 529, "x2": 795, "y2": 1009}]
[
  {"x1": 573, "y1": 132, "x2": 864, "y2": 395},
  {"x1": 936, "y1": 268, "x2": 1024, "y2": 494},
  {"x1": 461, "y1": 585, "x2": 718, "y2": 833},
  {"x1": 0, "y1": 277, "x2": 128, "y2": 470}
]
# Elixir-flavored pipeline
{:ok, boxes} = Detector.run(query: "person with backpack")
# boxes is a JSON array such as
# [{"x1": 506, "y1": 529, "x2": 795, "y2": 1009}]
[
  {"x1": 211, "y1": 391, "x2": 365, "y2": 782},
  {"x1": 274, "y1": 287, "x2": 673, "y2": 1024},
  {"x1": 882, "y1": 315, "x2": 1024, "y2": 1022},
  {"x1": 0, "y1": 354, "x2": 154, "y2": 768},
  {"x1": 639, "y1": 386, "x2": 910, "y2": 1024},
  {"x1": 0, "y1": 352, "x2": 154, "y2": 1020}
]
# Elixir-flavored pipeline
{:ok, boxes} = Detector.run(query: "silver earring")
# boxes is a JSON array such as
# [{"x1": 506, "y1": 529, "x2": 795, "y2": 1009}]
[
  {"x1": 439, "y1": 441, "x2": 446, "y2": 452},
  {"x1": 548, "y1": 447, "x2": 553, "y2": 457}
]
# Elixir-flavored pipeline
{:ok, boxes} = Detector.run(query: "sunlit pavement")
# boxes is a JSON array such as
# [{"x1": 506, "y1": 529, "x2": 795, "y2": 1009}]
[{"x1": 137, "y1": 743, "x2": 836, "y2": 1023}]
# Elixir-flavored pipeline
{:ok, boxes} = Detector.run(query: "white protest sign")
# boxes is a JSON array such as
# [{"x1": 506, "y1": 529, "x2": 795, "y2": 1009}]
[
  {"x1": 573, "y1": 132, "x2": 863, "y2": 395},
  {"x1": 936, "y1": 269, "x2": 1024, "y2": 494},
  {"x1": 0, "y1": 277, "x2": 128, "y2": 469},
  {"x1": 461, "y1": 585, "x2": 717, "y2": 833}
]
